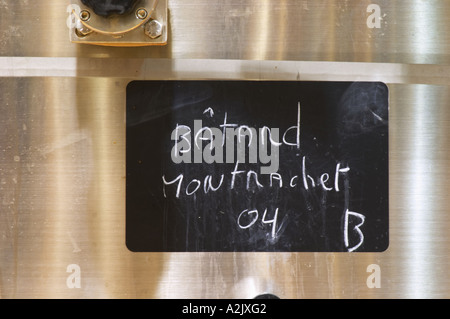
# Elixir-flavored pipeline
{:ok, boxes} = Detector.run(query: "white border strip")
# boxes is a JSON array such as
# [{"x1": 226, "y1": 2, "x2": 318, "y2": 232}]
[
  {"x1": 0, "y1": 57, "x2": 449, "y2": 85},
  {"x1": 0, "y1": 57, "x2": 77, "y2": 77}
]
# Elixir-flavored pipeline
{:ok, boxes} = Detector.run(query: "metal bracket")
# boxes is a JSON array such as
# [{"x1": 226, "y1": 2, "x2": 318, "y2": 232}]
[{"x1": 68, "y1": 0, "x2": 167, "y2": 47}]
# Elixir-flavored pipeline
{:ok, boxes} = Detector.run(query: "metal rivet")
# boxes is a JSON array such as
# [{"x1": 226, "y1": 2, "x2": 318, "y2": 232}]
[
  {"x1": 144, "y1": 19, "x2": 163, "y2": 39},
  {"x1": 79, "y1": 10, "x2": 91, "y2": 22},
  {"x1": 136, "y1": 8, "x2": 148, "y2": 20}
]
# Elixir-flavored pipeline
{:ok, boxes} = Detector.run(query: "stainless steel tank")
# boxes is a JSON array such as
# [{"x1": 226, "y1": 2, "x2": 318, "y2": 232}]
[{"x1": 0, "y1": 0, "x2": 449, "y2": 299}]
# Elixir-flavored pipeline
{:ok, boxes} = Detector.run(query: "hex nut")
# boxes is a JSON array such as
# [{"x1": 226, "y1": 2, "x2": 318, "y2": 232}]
[{"x1": 144, "y1": 19, "x2": 163, "y2": 39}]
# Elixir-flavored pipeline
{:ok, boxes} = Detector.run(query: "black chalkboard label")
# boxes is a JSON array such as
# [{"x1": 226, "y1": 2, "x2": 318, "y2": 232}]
[{"x1": 126, "y1": 81, "x2": 389, "y2": 252}]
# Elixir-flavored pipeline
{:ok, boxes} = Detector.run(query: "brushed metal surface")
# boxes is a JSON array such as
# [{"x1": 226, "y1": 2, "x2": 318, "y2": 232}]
[
  {"x1": 0, "y1": 0, "x2": 449, "y2": 299},
  {"x1": 0, "y1": 0, "x2": 449, "y2": 63}
]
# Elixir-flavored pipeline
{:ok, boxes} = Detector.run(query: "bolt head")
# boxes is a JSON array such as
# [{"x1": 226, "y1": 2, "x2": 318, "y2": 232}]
[
  {"x1": 75, "y1": 20, "x2": 92, "y2": 37},
  {"x1": 144, "y1": 19, "x2": 163, "y2": 39}
]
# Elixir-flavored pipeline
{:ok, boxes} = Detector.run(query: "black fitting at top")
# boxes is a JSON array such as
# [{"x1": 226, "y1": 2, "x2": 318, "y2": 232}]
[{"x1": 81, "y1": 0, "x2": 141, "y2": 17}]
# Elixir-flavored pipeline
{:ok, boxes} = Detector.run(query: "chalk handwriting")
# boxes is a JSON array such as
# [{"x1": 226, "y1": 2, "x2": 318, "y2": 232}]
[
  {"x1": 162, "y1": 103, "x2": 366, "y2": 252},
  {"x1": 237, "y1": 207, "x2": 280, "y2": 240},
  {"x1": 162, "y1": 157, "x2": 350, "y2": 196},
  {"x1": 170, "y1": 103, "x2": 301, "y2": 174}
]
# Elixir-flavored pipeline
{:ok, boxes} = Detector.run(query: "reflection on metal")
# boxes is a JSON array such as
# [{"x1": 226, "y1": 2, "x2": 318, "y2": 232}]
[
  {"x1": 0, "y1": 1, "x2": 449, "y2": 63},
  {"x1": 0, "y1": 0, "x2": 449, "y2": 299},
  {"x1": 68, "y1": 0, "x2": 168, "y2": 46}
]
